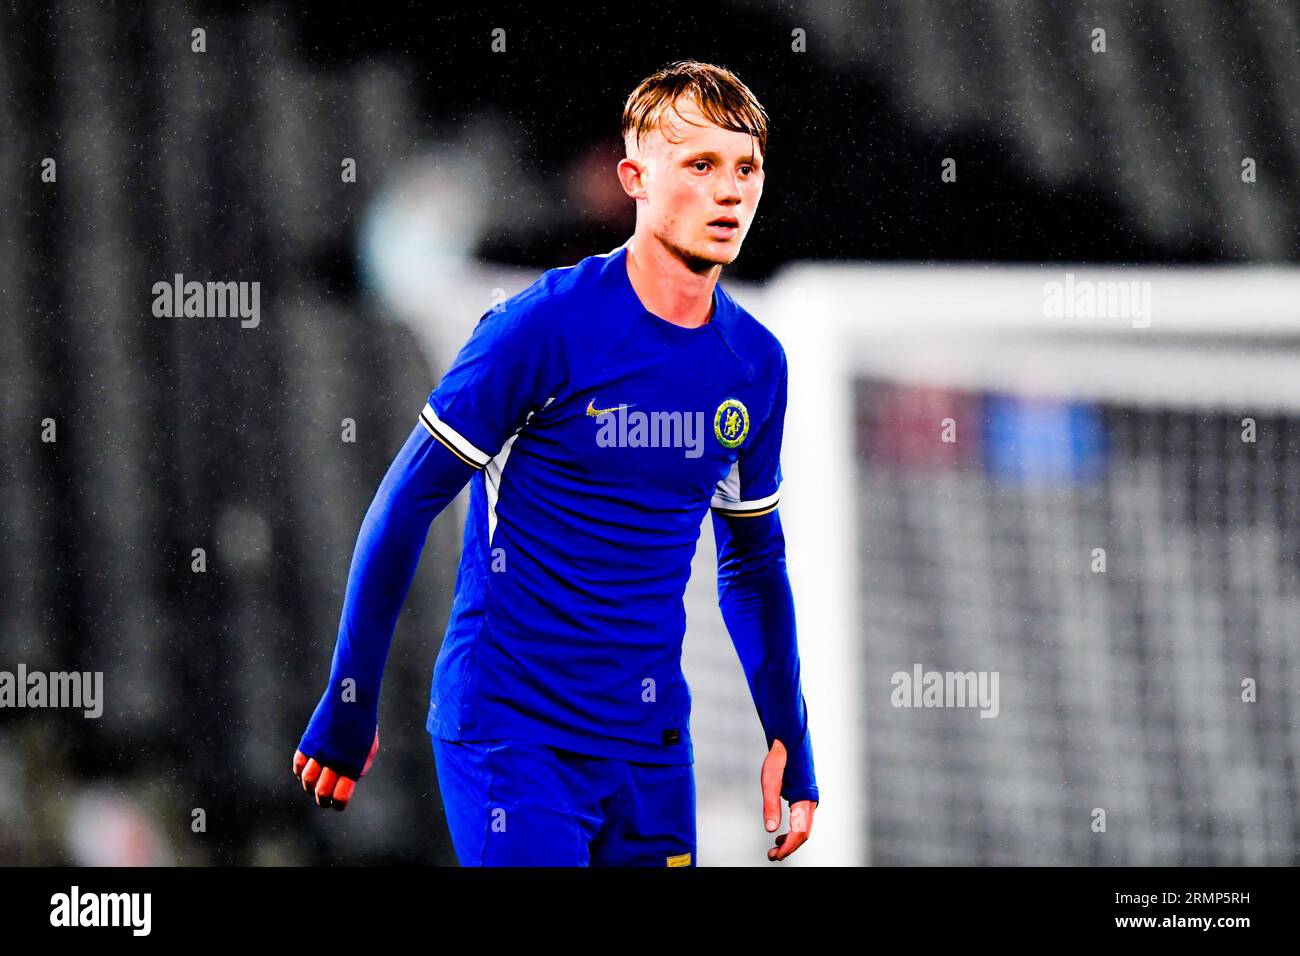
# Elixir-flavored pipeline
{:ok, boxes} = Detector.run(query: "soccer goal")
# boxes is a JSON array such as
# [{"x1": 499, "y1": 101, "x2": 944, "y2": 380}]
[{"x1": 754, "y1": 262, "x2": 1300, "y2": 865}]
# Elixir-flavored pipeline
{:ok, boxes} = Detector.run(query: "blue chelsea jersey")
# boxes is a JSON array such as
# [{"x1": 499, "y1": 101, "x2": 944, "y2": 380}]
[{"x1": 422, "y1": 242, "x2": 789, "y2": 764}]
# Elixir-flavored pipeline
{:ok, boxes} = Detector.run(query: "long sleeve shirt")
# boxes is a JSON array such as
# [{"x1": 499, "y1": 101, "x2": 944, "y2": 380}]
[{"x1": 300, "y1": 242, "x2": 818, "y2": 804}]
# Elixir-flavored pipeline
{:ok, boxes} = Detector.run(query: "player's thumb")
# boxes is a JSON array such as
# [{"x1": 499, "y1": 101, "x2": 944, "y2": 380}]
[
  {"x1": 761, "y1": 747, "x2": 785, "y2": 832},
  {"x1": 361, "y1": 727, "x2": 380, "y2": 777}
]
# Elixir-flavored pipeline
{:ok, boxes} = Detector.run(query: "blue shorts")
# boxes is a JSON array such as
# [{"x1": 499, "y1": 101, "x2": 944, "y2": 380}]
[{"x1": 432, "y1": 736, "x2": 697, "y2": 867}]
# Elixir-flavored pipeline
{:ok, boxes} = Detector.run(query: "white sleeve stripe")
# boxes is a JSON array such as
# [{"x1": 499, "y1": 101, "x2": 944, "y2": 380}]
[
  {"x1": 710, "y1": 486, "x2": 781, "y2": 512},
  {"x1": 420, "y1": 403, "x2": 492, "y2": 466}
]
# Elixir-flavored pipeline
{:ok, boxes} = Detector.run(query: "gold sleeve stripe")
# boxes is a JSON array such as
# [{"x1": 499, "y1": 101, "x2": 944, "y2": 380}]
[
  {"x1": 710, "y1": 501, "x2": 779, "y2": 518},
  {"x1": 710, "y1": 483, "x2": 781, "y2": 515},
  {"x1": 419, "y1": 402, "x2": 493, "y2": 466},
  {"x1": 420, "y1": 410, "x2": 486, "y2": 470}
]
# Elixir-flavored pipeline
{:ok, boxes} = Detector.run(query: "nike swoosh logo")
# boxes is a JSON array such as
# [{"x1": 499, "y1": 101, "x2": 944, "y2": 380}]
[{"x1": 586, "y1": 398, "x2": 635, "y2": 417}]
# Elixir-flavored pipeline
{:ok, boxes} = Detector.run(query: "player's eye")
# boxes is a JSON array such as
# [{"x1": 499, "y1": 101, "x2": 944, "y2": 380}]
[
  {"x1": 692, "y1": 160, "x2": 710, "y2": 172},
  {"x1": 740, "y1": 165, "x2": 754, "y2": 176}
]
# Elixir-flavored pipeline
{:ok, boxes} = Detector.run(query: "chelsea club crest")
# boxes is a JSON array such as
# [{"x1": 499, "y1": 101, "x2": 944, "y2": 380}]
[{"x1": 713, "y1": 398, "x2": 750, "y2": 449}]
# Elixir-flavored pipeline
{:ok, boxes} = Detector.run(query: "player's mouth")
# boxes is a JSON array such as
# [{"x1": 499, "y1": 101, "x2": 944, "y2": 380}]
[{"x1": 707, "y1": 216, "x2": 739, "y2": 239}]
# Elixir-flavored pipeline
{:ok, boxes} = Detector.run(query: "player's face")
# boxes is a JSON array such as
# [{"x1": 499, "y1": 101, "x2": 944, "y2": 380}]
[{"x1": 636, "y1": 100, "x2": 764, "y2": 269}]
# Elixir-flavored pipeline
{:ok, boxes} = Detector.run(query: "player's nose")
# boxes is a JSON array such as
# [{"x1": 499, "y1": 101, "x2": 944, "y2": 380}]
[{"x1": 714, "y1": 171, "x2": 743, "y2": 203}]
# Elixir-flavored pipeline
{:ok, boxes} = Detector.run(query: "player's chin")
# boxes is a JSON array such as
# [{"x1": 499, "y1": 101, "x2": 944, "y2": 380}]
[{"x1": 696, "y1": 238, "x2": 742, "y2": 264}]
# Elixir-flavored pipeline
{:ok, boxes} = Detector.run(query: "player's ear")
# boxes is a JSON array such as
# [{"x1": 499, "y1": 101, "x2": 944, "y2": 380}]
[{"x1": 616, "y1": 156, "x2": 648, "y2": 200}]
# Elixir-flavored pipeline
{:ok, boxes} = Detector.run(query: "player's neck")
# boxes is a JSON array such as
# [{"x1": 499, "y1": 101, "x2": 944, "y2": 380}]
[{"x1": 623, "y1": 236, "x2": 719, "y2": 329}]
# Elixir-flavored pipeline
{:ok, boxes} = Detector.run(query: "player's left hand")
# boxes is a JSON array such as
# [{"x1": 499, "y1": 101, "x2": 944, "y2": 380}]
[
  {"x1": 760, "y1": 737, "x2": 817, "y2": 861},
  {"x1": 292, "y1": 727, "x2": 380, "y2": 812}
]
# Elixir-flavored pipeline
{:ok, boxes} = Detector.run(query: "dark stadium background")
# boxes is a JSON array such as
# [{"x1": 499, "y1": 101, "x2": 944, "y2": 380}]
[{"x1": 1, "y1": 0, "x2": 1296, "y2": 864}]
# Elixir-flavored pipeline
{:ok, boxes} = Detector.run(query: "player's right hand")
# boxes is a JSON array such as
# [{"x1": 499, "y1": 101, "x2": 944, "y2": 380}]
[
  {"x1": 293, "y1": 728, "x2": 380, "y2": 812},
  {"x1": 760, "y1": 737, "x2": 817, "y2": 861}
]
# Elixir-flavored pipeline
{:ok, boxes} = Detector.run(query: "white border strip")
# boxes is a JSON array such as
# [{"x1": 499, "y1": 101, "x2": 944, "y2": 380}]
[
  {"x1": 420, "y1": 402, "x2": 492, "y2": 467},
  {"x1": 710, "y1": 487, "x2": 782, "y2": 513}
]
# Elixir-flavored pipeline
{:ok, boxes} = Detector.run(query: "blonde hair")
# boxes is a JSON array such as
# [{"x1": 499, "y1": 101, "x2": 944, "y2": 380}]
[{"x1": 622, "y1": 60, "x2": 768, "y2": 160}]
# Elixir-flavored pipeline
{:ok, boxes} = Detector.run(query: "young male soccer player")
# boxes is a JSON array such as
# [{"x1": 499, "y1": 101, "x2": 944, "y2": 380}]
[{"x1": 293, "y1": 60, "x2": 818, "y2": 865}]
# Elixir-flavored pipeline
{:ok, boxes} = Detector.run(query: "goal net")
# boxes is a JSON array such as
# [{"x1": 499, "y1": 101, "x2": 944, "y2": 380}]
[{"x1": 757, "y1": 263, "x2": 1300, "y2": 865}]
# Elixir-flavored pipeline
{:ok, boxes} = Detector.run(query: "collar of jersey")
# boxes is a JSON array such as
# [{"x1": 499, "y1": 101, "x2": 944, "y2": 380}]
[{"x1": 604, "y1": 243, "x2": 729, "y2": 337}]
